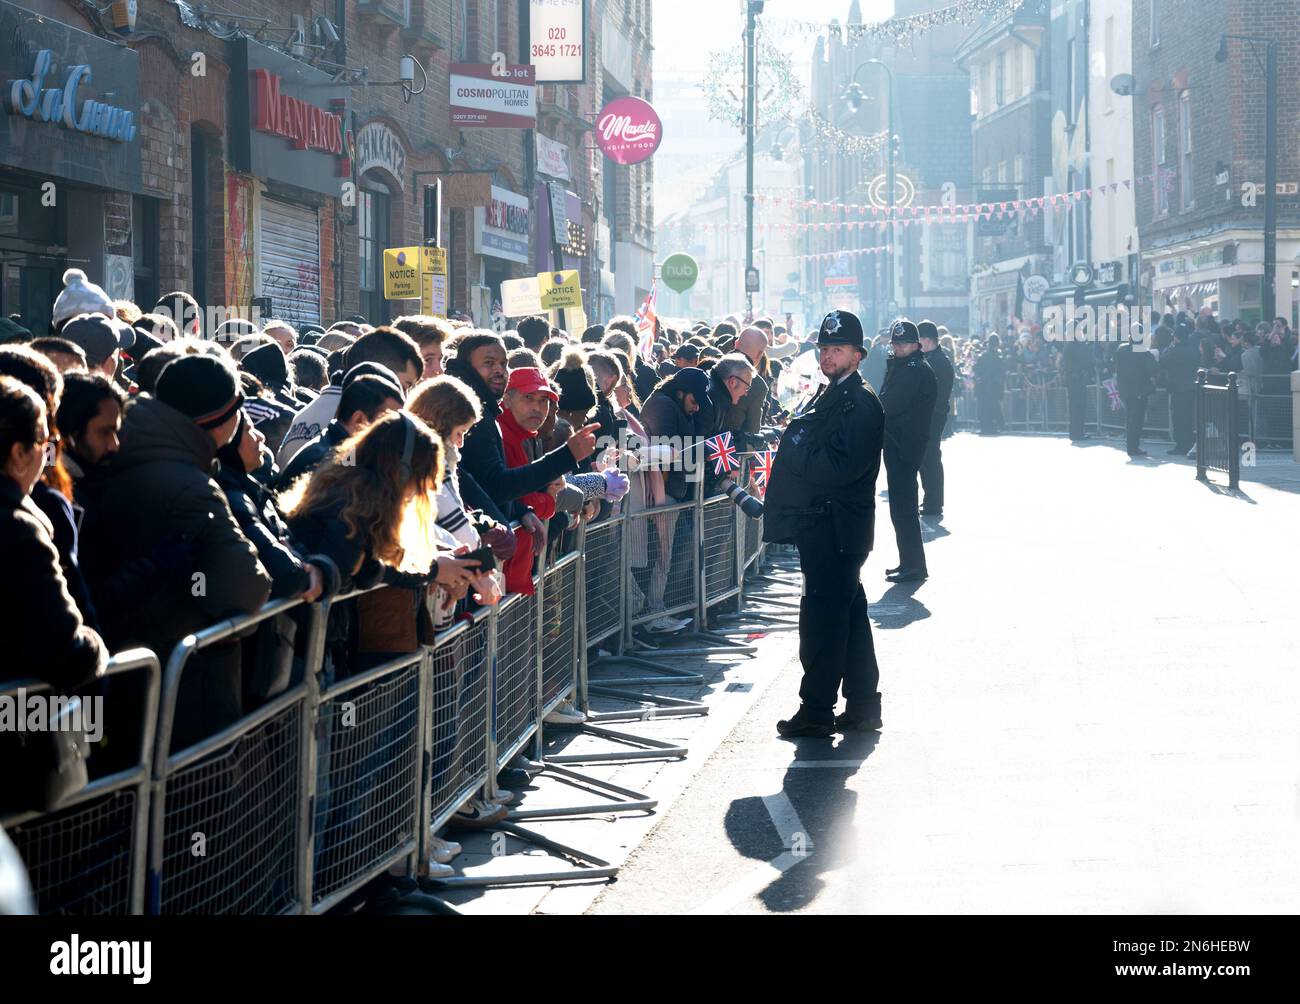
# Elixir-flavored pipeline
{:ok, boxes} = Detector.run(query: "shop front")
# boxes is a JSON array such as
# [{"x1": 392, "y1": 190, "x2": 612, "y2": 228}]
[
  {"x1": 228, "y1": 37, "x2": 351, "y2": 329},
  {"x1": 1148, "y1": 231, "x2": 1300, "y2": 328},
  {"x1": 0, "y1": 0, "x2": 141, "y2": 333},
  {"x1": 474, "y1": 185, "x2": 530, "y2": 324}
]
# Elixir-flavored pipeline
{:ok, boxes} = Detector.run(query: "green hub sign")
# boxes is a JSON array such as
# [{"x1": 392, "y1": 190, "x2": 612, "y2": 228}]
[{"x1": 661, "y1": 253, "x2": 699, "y2": 293}]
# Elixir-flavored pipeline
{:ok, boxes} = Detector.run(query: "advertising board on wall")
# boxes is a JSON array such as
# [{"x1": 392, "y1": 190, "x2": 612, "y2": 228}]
[{"x1": 450, "y1": 63, "x2": 536, "y2": 129}]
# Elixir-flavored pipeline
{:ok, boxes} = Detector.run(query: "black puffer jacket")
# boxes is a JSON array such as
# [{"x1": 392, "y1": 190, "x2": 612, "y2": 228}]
[
  {"x1": 80, "y1": 395, "x2": 271, "y2": 750},
  {"x1": 763, "y1": 372, "x2": 884, "y2": 555}
]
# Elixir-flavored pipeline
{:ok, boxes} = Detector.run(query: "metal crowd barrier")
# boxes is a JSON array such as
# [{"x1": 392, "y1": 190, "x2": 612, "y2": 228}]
[
  {"x1": 1196, "y1": 370, "x2": 1241, "y2": 490},
  {"x1": 2, "y1": 650, "x2": 159, "y2": 915},
  {"x1": 9, "y1": 459, "x2": 783, "y2": 912},
  {"x1": 1246, "y1": 373, "x2": 1293, "y2": 450}
]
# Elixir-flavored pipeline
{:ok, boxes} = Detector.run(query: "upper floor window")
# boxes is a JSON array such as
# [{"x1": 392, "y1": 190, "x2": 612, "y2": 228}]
[
  {"x1": 1179, "y1": 91, "x2": 1194, "y2": 212},
  {"x1": 1150, "y1": 0, "x2": 1161, "y2": 48},
  {"x1": 1152, "y1": 104, "x2": 1169, "y2": 217}
]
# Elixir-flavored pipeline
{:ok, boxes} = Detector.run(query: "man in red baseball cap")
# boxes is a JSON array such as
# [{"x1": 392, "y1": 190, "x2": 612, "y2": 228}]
[{"x1": 497, "y1": 368, "x2": 561, "y2": 596}]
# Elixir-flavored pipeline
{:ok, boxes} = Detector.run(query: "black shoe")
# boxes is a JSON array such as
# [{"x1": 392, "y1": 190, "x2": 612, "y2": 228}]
[
  {"x1": 1127, "y1": 449, "x2": 1148, "y2": 457},
  {"x1": 1165, "y1": 446, "x2": 1183, "y2": 455},
  {"x1": 776, "y1": 708, "x2": 834, "y2": 738},
  {"x1": 885, "y1": 565, "x2": 902, "y2": 576},
  {"x1": 920, "y1": 508, "x2": 943, "y2": 518},
  {"x1": 886, "y1": 567, "x2": 928, "y2": 583},
  {"x1": 834, "y1": 709, "x2": 883, "y2": 732}
]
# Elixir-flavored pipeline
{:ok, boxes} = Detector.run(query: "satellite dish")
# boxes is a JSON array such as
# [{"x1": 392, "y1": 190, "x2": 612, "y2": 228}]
[{"x1": 1110, "y1": 73, "x2": 1135, "y2": 97}]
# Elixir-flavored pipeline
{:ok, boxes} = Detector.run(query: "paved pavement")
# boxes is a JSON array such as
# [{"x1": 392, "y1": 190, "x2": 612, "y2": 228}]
[{"x1": 587, "y1": 431, "x2": 1300, "y2": 914}]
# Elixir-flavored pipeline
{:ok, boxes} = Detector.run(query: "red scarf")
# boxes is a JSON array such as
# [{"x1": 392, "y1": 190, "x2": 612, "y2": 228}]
[{"x1": 497, "y1": 408, "x2": 556, "y2": 595}]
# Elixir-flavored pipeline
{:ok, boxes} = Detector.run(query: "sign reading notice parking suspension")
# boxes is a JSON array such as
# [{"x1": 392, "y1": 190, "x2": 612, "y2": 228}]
[{"x1": 383, "y1": 246, "x2": 421, "y2": 300}]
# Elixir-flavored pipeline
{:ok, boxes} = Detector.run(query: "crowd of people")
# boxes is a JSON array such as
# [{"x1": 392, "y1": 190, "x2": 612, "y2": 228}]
[
  {"x1": 0, "y1": 267, "x2": 802, "y2": 894},
  {"x1": 947, "y1": 309, "x2": 1298, "y2": 443}
]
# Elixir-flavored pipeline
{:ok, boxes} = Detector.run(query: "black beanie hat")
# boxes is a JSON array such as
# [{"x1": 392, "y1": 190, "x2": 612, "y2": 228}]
[
  {"x1": 552, "y1": 349, "x2": 597, "y2": 413},
  {"x1": 241, "y1": 341, "x2": 288, "y2": 389},
  {"x1": 155, "y1": 354, "x2": 243, "y2": 429}
]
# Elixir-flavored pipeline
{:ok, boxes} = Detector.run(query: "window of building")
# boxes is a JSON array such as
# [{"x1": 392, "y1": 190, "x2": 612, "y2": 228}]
[
  {"x1": 996, "y1": 51, "x2": 1006, "y2": 107},
  {"x1": 458, "y1": 0, "x2": 472, "y2": 61},
  {"x1": 1179, "y1": 91, "x2": 1193, "y2": 211},
  {"x1": 1014, "y1": 154, "x2": 1025, "y2": 199},
  {"x1": 1150, "y1": 0, "x2": 1160, "y2": 48},
  {"x1": 1106, "y1": 157, "x2": 1117, "y2": 252},
  {"x1": 1023, "y1": 45, "x2": 1035, "y2": 93},
  {"x1": 1152, "y1": 104, "x2": 1168, "y2": 216}
]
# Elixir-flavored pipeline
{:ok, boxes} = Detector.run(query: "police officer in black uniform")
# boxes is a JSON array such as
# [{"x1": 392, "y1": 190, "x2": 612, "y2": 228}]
[
  {"x1": 917, "y1": 320, "x2": 954, "y2": 518},
  {"x1": 880, "y1": 319, "x2": 937, "y2": 583},
  {"x1": 764, "y1": 310, "x2": 886, "y2": 738}
]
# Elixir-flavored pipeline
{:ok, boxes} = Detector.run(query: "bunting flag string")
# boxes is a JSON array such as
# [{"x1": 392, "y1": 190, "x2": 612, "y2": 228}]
[{"x1": 659, "y1": 172, "x2": 1168, "y2": 232}]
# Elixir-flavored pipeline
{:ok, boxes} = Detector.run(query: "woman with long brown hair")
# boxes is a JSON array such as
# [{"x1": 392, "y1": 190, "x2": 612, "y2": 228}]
[{"x1": 283, "y1": 409, "x2": 480, "y2": 675}]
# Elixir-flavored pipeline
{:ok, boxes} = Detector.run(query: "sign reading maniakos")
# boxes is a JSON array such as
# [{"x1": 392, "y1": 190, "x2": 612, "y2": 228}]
[{"x1": 595, "y1": 96, "x2": 661, "y2": 165}]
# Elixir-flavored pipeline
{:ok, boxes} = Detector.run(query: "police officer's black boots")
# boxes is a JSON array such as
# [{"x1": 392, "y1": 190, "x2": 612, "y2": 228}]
[
  {"x1": 776, "y1": 706, "x2": 835, "y2": 738},
  {"x1": 835, "y1": 699, "x2": 883, "y2": 733}
]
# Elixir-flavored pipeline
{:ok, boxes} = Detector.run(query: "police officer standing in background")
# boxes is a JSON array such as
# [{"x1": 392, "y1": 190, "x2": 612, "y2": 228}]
[
  {"x1": 764, "y1": 310, "x2": 886, "y2": 738},
  {"x1": 880, "y1": 319, "x2": 937, "y2": 583},
  {"x1": 918, "y1": 321, "x2": 954, "y2": 519}
]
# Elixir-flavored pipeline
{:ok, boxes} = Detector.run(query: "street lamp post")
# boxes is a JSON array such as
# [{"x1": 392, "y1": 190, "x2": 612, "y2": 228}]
[
  {"x1": 744, "y1": 1, "x2": 764, "y2": 315},
  {"x1": 1217, "y1": 33, "x2": 1278, "y2": 323},
  {"x1": 844, "y1": 58, "x2": 895, "y2": 330}
]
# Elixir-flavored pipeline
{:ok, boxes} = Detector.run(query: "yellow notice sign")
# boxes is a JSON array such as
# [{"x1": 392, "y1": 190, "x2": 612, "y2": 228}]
[
  {"x1": 538, "y1": 269, "x2": 582, "y2": 310},
  {"x1": 421, "y1": 247, "x2": 447, "y2": 276},
  {"x1": 383, "y1": 246, "x2": 421, "y2": 299}
]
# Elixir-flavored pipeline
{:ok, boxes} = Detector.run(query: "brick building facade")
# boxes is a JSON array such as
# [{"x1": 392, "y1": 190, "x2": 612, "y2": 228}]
[
  {"x1": 1, "y1": 1, "x2": 650, "y2": 335},
  {"x1": 1133, "y1": 0, "x2": 1300, "y2": 326}
]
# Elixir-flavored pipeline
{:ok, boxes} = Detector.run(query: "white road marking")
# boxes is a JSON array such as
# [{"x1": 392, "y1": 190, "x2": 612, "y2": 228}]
[{"x1": 688, "y1": 791, "x2": 813, "y2": 915}]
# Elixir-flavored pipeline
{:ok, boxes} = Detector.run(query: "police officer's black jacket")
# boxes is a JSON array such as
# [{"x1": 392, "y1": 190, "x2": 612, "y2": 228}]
[
  {"x1": 923, "y1": 347, "x2": 955, "y2": 440},
  {"x1": 1114, "y1": 342, "x2": 1158, "y2": 399},
  {"x1": 880, "y1": 353, "x2": 938, "y2": 467},
  {"x1": 1160, "y1": 339, "x2": 1200, "y2": 394},
  {"x1": 762, "y1": 370, "x2": 884, "y2": 555}
]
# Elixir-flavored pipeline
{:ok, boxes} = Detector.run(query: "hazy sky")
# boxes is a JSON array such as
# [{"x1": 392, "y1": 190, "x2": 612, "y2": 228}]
[{"x1": 652, "y1": 0, "x2": 895, "y2": 216}]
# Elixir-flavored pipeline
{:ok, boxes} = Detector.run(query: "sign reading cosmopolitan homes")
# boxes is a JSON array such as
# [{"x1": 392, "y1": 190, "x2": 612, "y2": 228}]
[
  {"x1": 450, "y1": 63, "x2": 536, "y2": 128},
  {"x1": 228, "y1": 38, "x2": 351, "y2": 197},
  {"x1": 0, "y1": 0, "x2": 142, "y2": 192},
  {"x1": 595, "y1": 96, "x2": 661, "y2": 165}
]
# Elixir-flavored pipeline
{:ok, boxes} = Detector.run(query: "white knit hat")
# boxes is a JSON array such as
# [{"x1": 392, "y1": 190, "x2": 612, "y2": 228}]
[{"x1": 52, "y1": 268, "x2": 115, "y2": 330}]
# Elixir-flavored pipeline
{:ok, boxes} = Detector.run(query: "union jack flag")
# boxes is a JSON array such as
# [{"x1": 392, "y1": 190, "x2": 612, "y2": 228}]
[
  {"x1": 704, "y1": 431, "x2": 741, "y2": 476},
  {"x1": 751, "y1": 449, "x2": 776, "y2": 495},
  {"x1": 634, "y1": 279, "x2": 658, "y2": 362}
]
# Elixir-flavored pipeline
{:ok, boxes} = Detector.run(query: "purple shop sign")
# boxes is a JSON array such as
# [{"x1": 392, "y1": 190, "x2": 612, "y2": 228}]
[{"x1": 595, "y1": 96, "x2": 662, "y2": 166}]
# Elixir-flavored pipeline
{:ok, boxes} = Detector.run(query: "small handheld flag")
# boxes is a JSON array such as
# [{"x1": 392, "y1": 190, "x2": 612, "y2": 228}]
[
  {"x1": 704, "y1": 431, "x2": 741, "y2": 476},
  {"x1": 751, "y1": 449, "x2": 775, "y2": 494}
]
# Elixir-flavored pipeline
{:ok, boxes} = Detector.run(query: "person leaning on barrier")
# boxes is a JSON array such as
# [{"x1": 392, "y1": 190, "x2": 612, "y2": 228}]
[
  {"x1": 1114, "y1": 327, "x2": 1159, "y2": 458},
  {"x1": 763, "y1": 310, "x2": 885, "y2": 738},
  {"x1": 282, "y1": 411, "x2": 482, "y2": 677},
  {"x1": 79, "y1": 354, "x2": 273, "y2": 750}
]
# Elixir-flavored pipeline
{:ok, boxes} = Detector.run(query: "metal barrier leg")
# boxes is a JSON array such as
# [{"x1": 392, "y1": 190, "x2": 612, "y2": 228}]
[{"x1": 426, "y1": 821, "x2": 619, "y2": 888}]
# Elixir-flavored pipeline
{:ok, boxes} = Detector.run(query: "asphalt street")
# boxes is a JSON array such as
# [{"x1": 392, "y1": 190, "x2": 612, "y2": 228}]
[{"x1": 589, "y1": 433, "x2": 1300, "y2": 914}]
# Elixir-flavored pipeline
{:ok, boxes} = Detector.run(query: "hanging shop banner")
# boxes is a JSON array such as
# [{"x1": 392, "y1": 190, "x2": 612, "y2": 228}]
[
  {"x1": 383, "y1": 246, "x2": 422, "y2": 300},
  {"x1": 535, "y1": 132, "x2": 572, "y2": 181},
  {"x1": 595, "y1": 96, "x2": 662, "y2": 166},
  {"x1": 529, "y1": 0, "x2": 587, "y2": 84},
  {"x1": 0, "y1": 0, "x2": 142, "y2": 193},
  {"x1": 228, "y1": 37, "x2": 351, "y2": 197},
  {"x1": 474, "y1": 185, "x2": 531, "y2": 264},
  {"x1": 450, "y1": 63, "x2": 536, "y2": 128},
  {"x1": 501, "y1": 276, "x2": 544, "y2": 317},
  {"x1": 538, "y1": 269, "x2": 583, "y2": 310},
  {"x1": 661, "y1": 253, "x2": 699, "y2": 294}
]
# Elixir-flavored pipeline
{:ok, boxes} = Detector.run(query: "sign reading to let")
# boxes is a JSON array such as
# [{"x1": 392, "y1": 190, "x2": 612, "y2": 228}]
[{"x1": 539, "y1": 269, "x2": 582, "y2": 309}]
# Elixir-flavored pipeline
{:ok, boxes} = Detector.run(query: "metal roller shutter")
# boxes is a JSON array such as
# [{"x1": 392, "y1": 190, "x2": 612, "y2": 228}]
[{"x1": 259, "y1": 197, "x2": 321, "y2": 329}]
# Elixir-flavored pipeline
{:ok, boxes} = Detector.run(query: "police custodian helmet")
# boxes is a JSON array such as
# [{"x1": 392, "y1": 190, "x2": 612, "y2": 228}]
[{"x1": 816, "y1": 310, "x2": 865, "y2": 350}]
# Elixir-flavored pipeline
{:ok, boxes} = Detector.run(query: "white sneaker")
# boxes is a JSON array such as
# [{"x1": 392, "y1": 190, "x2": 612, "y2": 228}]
[
  {"x1": 646, "y1": 615, "x2": 691, "y2": 633},
  {"x1": 428, "y1": 835, "x2": 462, "y2": 865},
  {"x1": 544, "y1": 700, "x2": 586, "y2": 725},
  {"x1": 508, "y1": 752, "x2": 545, "y2": 775},
  {"x1": 423, "y1": 860, "x2": 455, "y2": 879},
  {"x1": 486, "y1": 786, "x2": 515, "y2": 806}
]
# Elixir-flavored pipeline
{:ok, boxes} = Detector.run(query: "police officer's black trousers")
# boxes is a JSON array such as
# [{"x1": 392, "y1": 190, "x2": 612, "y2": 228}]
[
  {"x1": 1123, "y1": 394, "x2": 1148, "y2": 454},
  {"x1": 1067, "y1": 378, "x2": 1088, "y2": 439},
  {"x1": 919, "y1": 432, "x2": 943, "y2": 512},
  {"x1": 793, "y1": 530, "x2": 879, "y2": 721},
  {"x1": 884, "y1": 452, "x2": 926, "y2": 571},
  {"x1": 1170, "y1": 390, "x2": 1195, "y2": 450}
]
